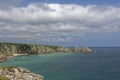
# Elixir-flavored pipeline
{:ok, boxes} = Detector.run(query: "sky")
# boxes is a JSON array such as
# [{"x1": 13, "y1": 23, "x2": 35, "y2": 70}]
[{"x1": 0, "y1": 0, "x2": 120, "y2": 47}]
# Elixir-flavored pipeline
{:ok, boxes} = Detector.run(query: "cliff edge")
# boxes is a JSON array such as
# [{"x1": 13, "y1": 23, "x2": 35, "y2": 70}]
[
  {"x1": 0, "y1": 66, "x2": 43, "y2": 80},
  {"x1": 0, "y1": 43, "x2": 93, "y2": 61}
]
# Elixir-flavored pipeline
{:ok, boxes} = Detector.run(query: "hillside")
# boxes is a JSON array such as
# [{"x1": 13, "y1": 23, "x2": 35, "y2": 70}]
[{"x1": 0, "y1": 43, "x2": 92, "y2": 61}]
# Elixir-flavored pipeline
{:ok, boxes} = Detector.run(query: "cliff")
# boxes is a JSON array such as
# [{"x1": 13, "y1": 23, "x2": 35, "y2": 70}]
[
  {"x1": 0, "y1": 66, "x2": 43, "y2": 80},
  {"x1": 0, "y1": 43, "x2": 93, "y2": 61},
  {"x1": 0, "y1": 43, "x2": 93, "y2": 80}
]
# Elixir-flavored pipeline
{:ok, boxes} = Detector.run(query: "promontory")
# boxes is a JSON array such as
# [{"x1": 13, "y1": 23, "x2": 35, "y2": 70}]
[
  {"x1": 0, "y1": 42, "x2": 93, "y2": 80},
  {"x1": 0, "y1": 42, "x2": 93, "y2": 61}
]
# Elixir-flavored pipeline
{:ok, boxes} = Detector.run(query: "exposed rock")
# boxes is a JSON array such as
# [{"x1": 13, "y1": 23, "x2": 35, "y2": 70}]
[
  {"x1": 0, "y1": 66, "x2": 44, "y2": 80},
  {"x1": 0, "y1": 43, "x2": 63, "y2": 55},
  {"x1": 0, "y1": 55, "x2": 7, "y2": 62},
  {"x1": 0, "y1": 43, "x2": 93, "y2": 61},
  {"x1": 0, "y1": 43, "x2": 92, "y2": 54},
  {"x1": 57, "y1": 47, "x2": 71, "y2": 52},
  {"x1": 72, "y1": 47, "x2": 93, "y2": 53}
]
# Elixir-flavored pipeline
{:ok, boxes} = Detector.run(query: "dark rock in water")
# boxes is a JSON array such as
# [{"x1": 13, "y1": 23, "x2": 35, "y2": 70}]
[{"x1": 0, "y1": 66, "x2": 44, "y2": 80}]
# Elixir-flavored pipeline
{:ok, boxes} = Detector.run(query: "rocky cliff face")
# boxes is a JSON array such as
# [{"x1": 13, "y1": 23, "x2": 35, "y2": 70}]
[
  {"x1": 0, "y1": 43, "x2": 93, "y2": 80},
  {"x1": 0, "y1": 43, "x2": 62, "y2": 55},
  {"x1": 71, "y1": 47, "x2": 93, "y2": 53},
  {"x1": 0, "y1": 66, "x2": 43, "y2": 80},
  {"x1": 0, "y1": 43, "x2": 93, "y2": 61}
]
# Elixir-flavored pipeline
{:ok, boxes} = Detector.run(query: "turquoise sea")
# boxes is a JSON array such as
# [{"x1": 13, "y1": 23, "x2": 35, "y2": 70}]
[{"x1": 0, "y1": 47, "x2": 120, "y2": 80}]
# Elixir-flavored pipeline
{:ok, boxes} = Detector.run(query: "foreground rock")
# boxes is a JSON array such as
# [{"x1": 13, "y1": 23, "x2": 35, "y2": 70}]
[{"x1": 0, "y1": 66, "x2": 44, "y2": 80}]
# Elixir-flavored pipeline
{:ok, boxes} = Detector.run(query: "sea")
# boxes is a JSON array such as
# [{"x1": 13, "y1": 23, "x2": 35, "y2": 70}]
[{"x1": 0, "y1": 47, "x2": 120, "y2": 80}]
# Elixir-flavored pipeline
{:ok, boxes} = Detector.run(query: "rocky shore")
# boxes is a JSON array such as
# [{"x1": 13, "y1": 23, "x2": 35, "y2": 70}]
[
  {"x1": 0, "y1": 43, "x2": 93, "y2": 61},
  {"x1": 0, "y1": 43, "x2": 93, "y2": 80},
  {"x1": 0, "y1": 66, "x2": 44, "y2": 80}
]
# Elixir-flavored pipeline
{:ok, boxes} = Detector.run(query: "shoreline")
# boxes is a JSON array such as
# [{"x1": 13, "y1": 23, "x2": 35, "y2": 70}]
[
  {"x1": 0, "y1": 43, "x2": 93, "y2": 62},
  {"x1": 0, "y1": 54, "x2": 28, "y2": 62},
  {"x1": 13, "y1": 53, "x2": 28, "y2": 56}
]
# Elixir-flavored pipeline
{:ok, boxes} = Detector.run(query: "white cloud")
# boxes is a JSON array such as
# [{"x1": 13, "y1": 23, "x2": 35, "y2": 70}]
[{"x1": 0, "y1": 3, "x2": 120, "y2": 42}]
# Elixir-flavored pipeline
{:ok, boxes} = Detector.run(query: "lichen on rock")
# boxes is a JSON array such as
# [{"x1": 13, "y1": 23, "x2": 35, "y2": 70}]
[{"x1": 0, "y1": 66, "x2": 44, "y2": 80}]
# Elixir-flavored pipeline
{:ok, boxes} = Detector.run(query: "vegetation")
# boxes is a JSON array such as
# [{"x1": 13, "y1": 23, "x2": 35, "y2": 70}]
[
  {"x1": 0, "y1": 42, "x2": 62, "y2": 56},
  {"x1": 0, "y1": 42, "x2": 92, "y2": 61},
  {"x1": 0, "y1": 75, "x2": 10, "y2": 80},
  {"x1": 0, "y1": 66, "x2": 16, "y2": 71},
  {"x1": 0, "y1": 66, "x2": 44, "y2": 80}
]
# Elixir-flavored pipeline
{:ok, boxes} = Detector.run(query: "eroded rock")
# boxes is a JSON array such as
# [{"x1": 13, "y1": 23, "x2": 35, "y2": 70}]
[{"x1": 0, "y1": 66, "x2": 44, "y2": 80}]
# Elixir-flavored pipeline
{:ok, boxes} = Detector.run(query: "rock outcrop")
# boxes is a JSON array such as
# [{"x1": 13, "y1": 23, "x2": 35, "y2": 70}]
[
  {"x1": 0, "y1": 55, "x2": 7, "y2": 61},
  {"x1": 0, "y1": 66, "x2": 44, "y2": 80},
  {"x1": 72, "y1": 47, "x2": 93, "y2": 53}
]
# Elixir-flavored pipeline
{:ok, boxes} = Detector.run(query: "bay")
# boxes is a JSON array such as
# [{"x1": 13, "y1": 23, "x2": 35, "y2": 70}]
[{"x1": 0, "y1": 48, "x2": 120, "y2": 80}]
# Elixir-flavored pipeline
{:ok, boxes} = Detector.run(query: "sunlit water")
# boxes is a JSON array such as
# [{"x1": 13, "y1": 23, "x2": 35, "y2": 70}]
[{"x1": 0, "y1": 48, "x2": 120, "y2": 80}]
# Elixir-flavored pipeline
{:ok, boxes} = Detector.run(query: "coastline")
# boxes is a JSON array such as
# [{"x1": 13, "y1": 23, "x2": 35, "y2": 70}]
[
  {"x1": 0, "y1": 43, "x2": 92, "y2": 80},
  {"x1": 0, "y1": 54, "x2": 28, "y2": 62},
  {"x1": 0, "y1": 43, "x2": 93, "y2": 61},
  {"x1": 13, "y1": 53, "x2": 28, "y2": 56}
]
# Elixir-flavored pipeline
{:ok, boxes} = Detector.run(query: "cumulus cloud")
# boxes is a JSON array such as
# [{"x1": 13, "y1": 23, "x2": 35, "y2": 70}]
[{"x1": 0, "y1": 3, "x2": 120, "y2": 43}]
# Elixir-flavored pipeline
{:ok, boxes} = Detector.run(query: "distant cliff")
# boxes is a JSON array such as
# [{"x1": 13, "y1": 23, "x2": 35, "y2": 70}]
[{"x1": 0, "y1": 43, "x2": 92, "y2": 61}]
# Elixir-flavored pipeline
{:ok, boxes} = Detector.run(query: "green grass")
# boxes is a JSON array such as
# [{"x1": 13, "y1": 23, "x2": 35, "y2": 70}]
[
  {"x1": 0, "y1": 75, "x2": 10, "y2": 80},
  {"x1": 0, "y1": 66, "x2": 16, "y2": 71}
]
